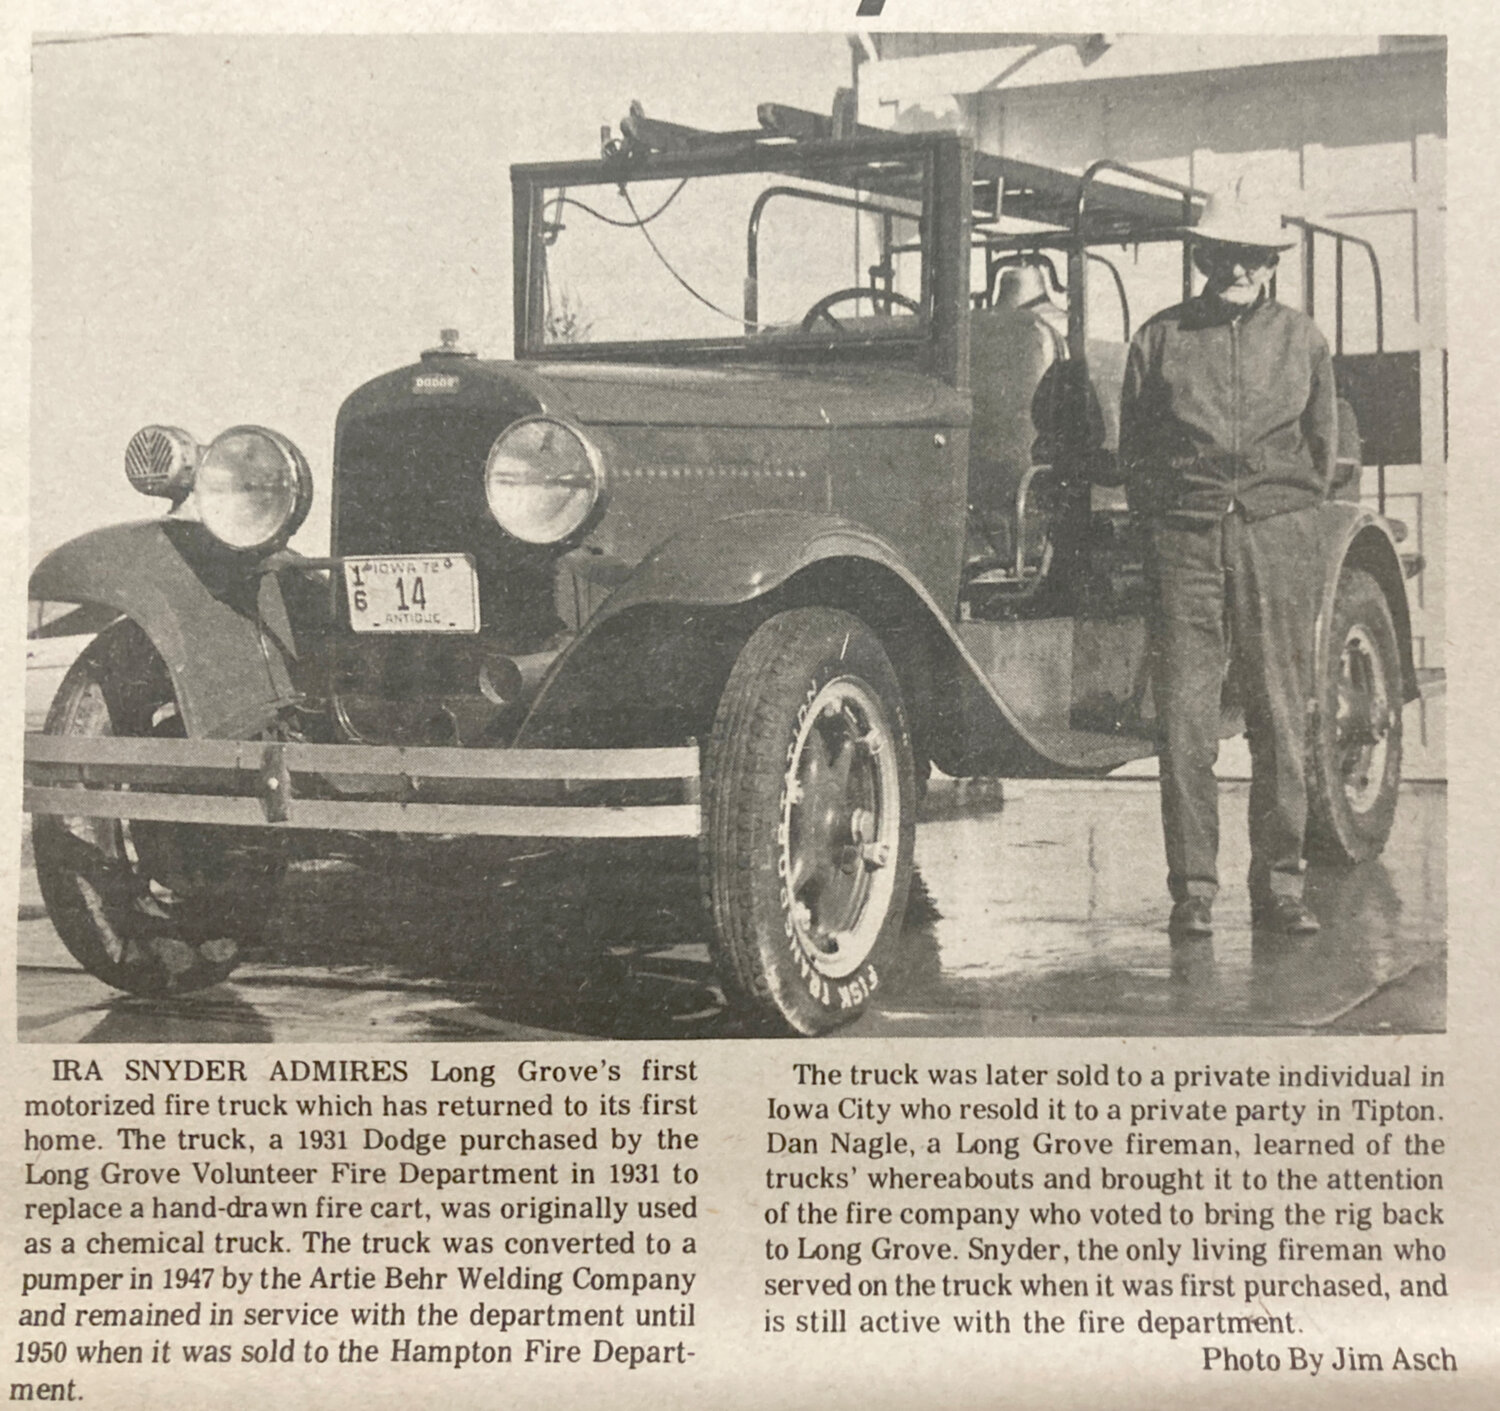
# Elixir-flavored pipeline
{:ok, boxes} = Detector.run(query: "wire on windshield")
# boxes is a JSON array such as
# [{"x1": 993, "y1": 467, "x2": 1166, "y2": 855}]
[
  {"x1": 617, "y1": 186, "x2": 756, "y2": 329},
  {"x1": 547, "y1": 179, "x2": 689, "y2": 231}
]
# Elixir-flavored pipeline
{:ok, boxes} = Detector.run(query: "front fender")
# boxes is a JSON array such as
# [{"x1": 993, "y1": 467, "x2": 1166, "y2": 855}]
[
  {"x1": 517, "y1": 510, "x2": 948, "y2": 745},
  {"x1": 29, "y1": 520, "x2": 306, "y2": 738},
  {"x1": 586, "y1": 508, "x2": 945, "y2": 627},
  {"x1": 516, "y1": 510, "x2": 1125, "y2": 776},
  {"x1": 1312, "y1": 504, "x2": 1420, "y2": 704}
]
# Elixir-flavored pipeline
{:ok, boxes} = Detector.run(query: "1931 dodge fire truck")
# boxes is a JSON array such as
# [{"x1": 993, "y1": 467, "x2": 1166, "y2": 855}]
[{"x1": 25, "y1": 101, "x2": 1425, "y2": 1034}]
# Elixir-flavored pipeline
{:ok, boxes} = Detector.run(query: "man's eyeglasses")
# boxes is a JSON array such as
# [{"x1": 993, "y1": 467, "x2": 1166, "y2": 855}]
[{"x1": 1197, "y1": 243, "x2": 1280, "y2": 273}]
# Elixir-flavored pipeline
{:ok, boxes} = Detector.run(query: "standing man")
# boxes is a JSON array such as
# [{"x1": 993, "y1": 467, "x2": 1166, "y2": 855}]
[{"x1": 1119, "y1": 186, "x2": 1338, "y2": 938}]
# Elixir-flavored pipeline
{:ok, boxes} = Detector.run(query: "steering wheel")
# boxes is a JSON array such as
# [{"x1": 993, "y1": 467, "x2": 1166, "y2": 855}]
[{"x1": 800, "y1": 287, "x2": 922, "y2": 333}]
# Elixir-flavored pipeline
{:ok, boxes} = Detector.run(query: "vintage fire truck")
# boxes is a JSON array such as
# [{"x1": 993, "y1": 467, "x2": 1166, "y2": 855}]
[{"x1": 25, "y1": 101, "x2": 1424, "y2": 1034}]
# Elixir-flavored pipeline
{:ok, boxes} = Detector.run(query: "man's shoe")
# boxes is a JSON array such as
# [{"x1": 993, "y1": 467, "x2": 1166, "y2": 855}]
[
  {"x1": 1169, "y1": 898, "x2": 1213, "y2": 938},
  {"x1": 1251, "y1": 896, "x2": 1321, "y2": 935}
]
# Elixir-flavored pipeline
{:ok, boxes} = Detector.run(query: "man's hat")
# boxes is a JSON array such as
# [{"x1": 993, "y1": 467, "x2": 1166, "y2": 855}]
[{"x1": 1184, "y1": 178, "x2": 1296, "y2": 251}]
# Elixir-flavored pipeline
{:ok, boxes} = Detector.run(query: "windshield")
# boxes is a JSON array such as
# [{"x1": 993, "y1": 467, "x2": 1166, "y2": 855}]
[{"x1": 526, "y1": 152, "x2": 930, "y2": 350}]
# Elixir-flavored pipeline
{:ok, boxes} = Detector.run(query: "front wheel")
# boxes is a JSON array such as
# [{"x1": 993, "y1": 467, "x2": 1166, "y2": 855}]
[
  {"x1": 31, "y1": 621, "x2": 282, "y2": 995},
  {"x1": 1305, "y1": 568, "x2": 1404, "y2": 864},
  {"x1": 703, "y1": 609, "x2": 916, "y2": 1035}
]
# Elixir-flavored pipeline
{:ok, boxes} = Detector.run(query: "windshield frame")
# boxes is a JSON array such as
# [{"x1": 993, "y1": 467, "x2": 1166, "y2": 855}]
[{"x1": 511, "y1": 131, "x2": 959, "y2": 368}]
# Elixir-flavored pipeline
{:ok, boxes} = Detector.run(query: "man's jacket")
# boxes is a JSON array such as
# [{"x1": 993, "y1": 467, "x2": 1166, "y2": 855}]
[{"x1": 1118, "y1": 293, "x2": 1337, "y2": 521}]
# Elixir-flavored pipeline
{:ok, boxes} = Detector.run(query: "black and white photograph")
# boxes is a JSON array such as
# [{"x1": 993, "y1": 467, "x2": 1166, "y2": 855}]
[
  {"x1": 20, "y1": 31, "x2": 1446, "y2": 1043},
  {"x1": 9, "y1": 14, "x2": 1496, "y2": 1411}
]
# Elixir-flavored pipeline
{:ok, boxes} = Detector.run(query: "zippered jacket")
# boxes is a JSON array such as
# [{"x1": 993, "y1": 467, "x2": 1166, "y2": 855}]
[{"x1": 1118, "y1": 293, "x2": 1337, "y2": 521}]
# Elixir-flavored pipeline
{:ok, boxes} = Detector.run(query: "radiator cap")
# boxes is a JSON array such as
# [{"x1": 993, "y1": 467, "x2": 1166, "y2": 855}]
[{"x1": 421, "y1": 327, "x2": 477, "y2": 360}]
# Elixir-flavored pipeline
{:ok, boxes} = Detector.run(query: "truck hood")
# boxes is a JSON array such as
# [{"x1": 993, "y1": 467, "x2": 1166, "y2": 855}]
[
  {"x1": 333, "y1": 353, "x2": 972, "y2": 620},
  {"x1": 337, "y1": 355, "x2": 969, "y2": 432}
]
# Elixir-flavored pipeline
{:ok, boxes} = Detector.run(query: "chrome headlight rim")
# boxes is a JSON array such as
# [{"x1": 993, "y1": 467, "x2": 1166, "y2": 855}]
[
  {"x1": 192, "y1": 424, "x2": 313, "y2": 556},
  {"x1": 483, "y1": 414, "x2": 605, "y2": 546}
]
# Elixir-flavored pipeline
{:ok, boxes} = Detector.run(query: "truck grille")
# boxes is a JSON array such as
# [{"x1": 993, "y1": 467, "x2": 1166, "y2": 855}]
[
  {"x1": 333, "y1": 406, "x2": 560, "y2": 646},
  {"x1": 336, "y1": 407, "x2": 507, "y2": 555}
]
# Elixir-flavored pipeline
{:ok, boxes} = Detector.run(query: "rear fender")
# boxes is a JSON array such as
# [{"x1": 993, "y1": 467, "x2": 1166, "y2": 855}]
[
  {"x1": 1316, "y1": 509, "x2": 1420, "y2": 704},
  {"x1": 28, "y1": 520, "x2": 308, "y2": 738},
  {"x1": 516, "y1": 510, "x2": 1104, "y2": 776}
]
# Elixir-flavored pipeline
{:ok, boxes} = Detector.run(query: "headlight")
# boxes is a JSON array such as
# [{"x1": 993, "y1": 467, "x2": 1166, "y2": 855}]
[
  {"x1": 124, "y1": 425, "x2": 199, "y2": 499},
  {"x1": 193, "y1": 426, "x2": 312, "y2": 553},
  {"x1": 484, "y1": 417, "x2": 602, "y2": 544}
]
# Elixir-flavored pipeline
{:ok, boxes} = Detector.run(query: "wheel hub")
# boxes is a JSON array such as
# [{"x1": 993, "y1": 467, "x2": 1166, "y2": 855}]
[
  {"x1": 782, "y1": 679, "x2": 901, "y2": 979},
  {"x1": 1334, "y1": 624, "x2": 1391, "y2": 814}
]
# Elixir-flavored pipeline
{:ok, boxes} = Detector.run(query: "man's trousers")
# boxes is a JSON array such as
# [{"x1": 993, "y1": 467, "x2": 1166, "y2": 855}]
[{"x1": 1145, "y1": 507, "x2": 1323, "y2": 905}]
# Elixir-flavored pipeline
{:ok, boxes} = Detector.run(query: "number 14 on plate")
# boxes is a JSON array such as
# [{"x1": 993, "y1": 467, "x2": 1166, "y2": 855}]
[{"x1": 343, "y1": 554, "x2": 480, "y2": 633}]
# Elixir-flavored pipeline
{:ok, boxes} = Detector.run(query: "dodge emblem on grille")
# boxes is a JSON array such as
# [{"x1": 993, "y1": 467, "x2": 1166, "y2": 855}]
[{"x1": 412, "y1": 373, "x2": 461, "y2": 394}]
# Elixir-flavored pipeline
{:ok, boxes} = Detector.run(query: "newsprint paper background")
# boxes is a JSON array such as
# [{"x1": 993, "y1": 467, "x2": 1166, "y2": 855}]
[{"x1": 1, "y1": 3, "x2": 1497, "y2": 1409}]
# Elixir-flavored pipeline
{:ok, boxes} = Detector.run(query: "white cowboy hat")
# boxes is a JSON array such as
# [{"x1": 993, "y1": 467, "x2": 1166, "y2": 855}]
[{"x1": 1186, "y1": 179, "x2": 1296, "y2": 251}]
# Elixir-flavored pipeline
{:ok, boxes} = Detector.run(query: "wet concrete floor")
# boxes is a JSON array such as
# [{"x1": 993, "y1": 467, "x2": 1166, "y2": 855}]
[{"x1": 15, "y1": 780, "x2": 1445, "y2": 1042}]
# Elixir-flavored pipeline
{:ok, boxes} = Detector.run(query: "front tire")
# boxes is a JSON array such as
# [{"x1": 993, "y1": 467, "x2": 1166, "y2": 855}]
[
  {"x1": 31, "y1": 621, "x2": 281, "y2": 995},
  {"x1": 1305, "y1": 568, "x2": 1404, "y2": 863},
  {"x1": 704, "y1": 609, "x2": 916, "y2": 1035}
]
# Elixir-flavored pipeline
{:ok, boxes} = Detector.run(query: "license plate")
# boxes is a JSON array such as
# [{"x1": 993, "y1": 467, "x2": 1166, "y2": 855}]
[{"x1": 343, "y1": 554, "x2": 479, "y2": 633}]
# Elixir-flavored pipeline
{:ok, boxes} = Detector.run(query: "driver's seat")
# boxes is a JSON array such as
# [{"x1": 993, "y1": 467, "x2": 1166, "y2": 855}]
[{"x1": 966, "y1": 268, "x2": 1067, "y2": 575}]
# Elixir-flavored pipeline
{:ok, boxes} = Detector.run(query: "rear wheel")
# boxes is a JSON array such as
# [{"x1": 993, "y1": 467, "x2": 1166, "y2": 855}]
[
  {"x1": 31, "y1": 621, "x2": 282, "y2": 995},
  {"x1": 703, "y1": 609, "x2": 915, "y2": 1035},
  {"x1": 1306, "y1": 569, "x2": 1404, "y2": 863}
]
